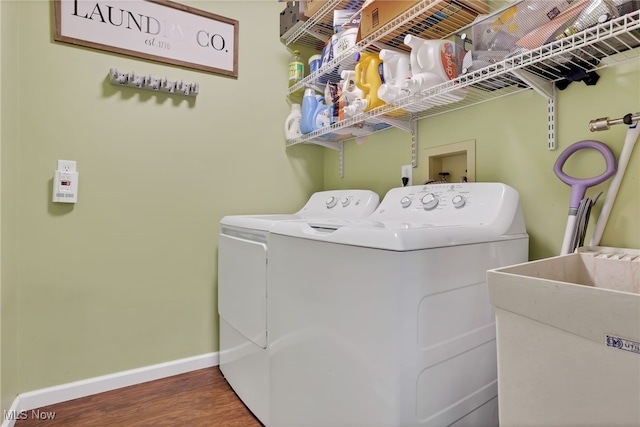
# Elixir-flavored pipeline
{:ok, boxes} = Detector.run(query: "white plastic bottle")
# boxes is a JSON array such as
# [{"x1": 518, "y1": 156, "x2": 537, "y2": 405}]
[
  {"x1": 340, "y1": 69, "x2": 363, "y2": 103},
  {"x1": 376, "y1": 48, "x2": 431, "y2": 113},
  {"x1": 378, "y1": 49, "x2": 412, "y2": 93},
  {"x1": 404, "y1": 35, "x2": 457, "y2": 82},
  {"x1": 378, "y1": 83, "x2": 432, "y2": 113},
  {"x1": 403, "y1": 34, "x2": 467, "y2": 105},
  {"x1": 343, "y1": 98, "x2": 368, "y2": 117},
  {"x1": 284, "y1": 103, "x2": 302, "y2": 139}
]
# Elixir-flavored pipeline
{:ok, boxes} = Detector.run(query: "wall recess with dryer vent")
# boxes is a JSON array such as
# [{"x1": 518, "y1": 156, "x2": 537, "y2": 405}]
[{"x1": 423, "y1": 140, "x2": 475, "y2": 184}]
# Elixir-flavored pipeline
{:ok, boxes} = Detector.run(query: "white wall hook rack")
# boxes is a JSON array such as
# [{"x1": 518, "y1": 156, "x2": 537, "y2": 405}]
[{"x1": 108, "y1": 68, "x2": 199, "y2": 97}]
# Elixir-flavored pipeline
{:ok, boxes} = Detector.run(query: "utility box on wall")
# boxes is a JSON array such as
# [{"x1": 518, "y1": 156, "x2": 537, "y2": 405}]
[{"x1": 423, "y1": 140, "x2": 475, "y2": 184}]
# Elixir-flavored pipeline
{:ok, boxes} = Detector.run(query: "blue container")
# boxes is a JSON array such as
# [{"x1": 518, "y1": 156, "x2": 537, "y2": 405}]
[{"x1": 300, "y1": 89, "x2": 318, "y2": 134}]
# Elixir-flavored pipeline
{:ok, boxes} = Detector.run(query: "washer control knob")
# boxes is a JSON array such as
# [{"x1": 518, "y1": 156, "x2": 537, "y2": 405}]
[
  {"x1": 452, "y1": 195, "x2": 466, "y2": 208},
  {"x1": 326, "y1": 196, "x2": 338, "y2": 209},
  {"x1": 341, "y1": 197, "x2": 351, "y2": 207},
  {"x1": 400, "y1": 196, "x2": 412, "y2": 208},
  {"x1": 421, "y1": 193, "x2": 440, "y2": 210}
]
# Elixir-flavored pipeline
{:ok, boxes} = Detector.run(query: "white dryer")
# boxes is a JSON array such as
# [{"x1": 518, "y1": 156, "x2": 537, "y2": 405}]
[
  {"x1": 218, "y1": 190, "x2": 380, "y2": 425},
  {"x1": 267, "y1": 183, "x2": 529, "y2": 427}
]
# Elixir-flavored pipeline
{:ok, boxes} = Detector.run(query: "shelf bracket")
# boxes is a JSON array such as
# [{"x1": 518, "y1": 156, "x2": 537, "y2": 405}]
[
  {"x1": 379, "y1": 116, "x2": 419, "y2": 167},
  {"x1": 301, "y1": 139, "x2": 341, "y2": 151},
  {"x1": 339, "y1": 141, "x2": 344, "y2": 178},
  {"x1": 301, "y1": 28, "x2": 329, "y2": 43},
  {"x1": 378, "y1": 116, "x2": 413, "y2": 133},
  {"x1": 511, "y1": 69, "x2": 556, "y2": 150},
  {"x1": 411, "y1": 119, "x2": 418, "y2": 167}
]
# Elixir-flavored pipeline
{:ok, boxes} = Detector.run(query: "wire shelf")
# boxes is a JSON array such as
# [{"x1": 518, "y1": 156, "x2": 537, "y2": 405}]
[{"x1": 285, "y1": 2, "x2": 640, "y2": 147}]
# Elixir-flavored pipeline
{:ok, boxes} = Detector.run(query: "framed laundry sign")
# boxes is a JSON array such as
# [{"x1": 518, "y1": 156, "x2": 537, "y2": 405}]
[{"x1": 54, "y1": 0, "x2": 239, "y2": 78}]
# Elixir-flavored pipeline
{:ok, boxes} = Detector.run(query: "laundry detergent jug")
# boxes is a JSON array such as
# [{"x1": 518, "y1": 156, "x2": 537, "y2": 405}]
[
  {"x1": 284, "y1": 103, "x2": 302, "y2": 139},
  {"x1": 378, "y1": 49, "x2": 411, "y2": 99},
  {"x1": 404, "y1": 35, "x2": 457, "y2": 82},
  {"x1": 353, "y1": 51, "x2": 385, "y2": 113},
  {"x1": 376, "y1": 49, "x2": 430, "y2": 113},
  {"x1": 403, "y1": 35, "x2": 467, "y2": 105},
  {"x1": 300, "y1": 89, "x2": 329, "y2": 134}
]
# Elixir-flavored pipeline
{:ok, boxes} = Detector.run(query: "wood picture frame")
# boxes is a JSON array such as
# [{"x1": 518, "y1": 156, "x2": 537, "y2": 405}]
[{"x1": 54, "y1": 0, "x2": 239, "y2": 78}]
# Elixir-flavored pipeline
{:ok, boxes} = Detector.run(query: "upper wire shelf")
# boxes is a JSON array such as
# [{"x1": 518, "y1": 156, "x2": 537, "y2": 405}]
[{"x1": 284, "y1": 1, "x2": 640, "y2": 147}]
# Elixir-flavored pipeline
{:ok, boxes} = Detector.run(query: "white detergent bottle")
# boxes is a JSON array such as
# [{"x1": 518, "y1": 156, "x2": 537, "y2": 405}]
[
  {"x1": 403, "y1": 34, "x2": 467, "y2": 105},
  {"x1": 340, "y1": 69, "x2": 363, "y2": 103},
  {"x1": 404, "y1": 34, "x2": 457, "y2": 82},
  {"x1": 377, "y1": 49, "x2": 410, "y2": 106},
  {"x1": 377, "y1": 83, "x2": 406, "y2": 104},
  {"x1": 378, "y1": 49, "x2": 412, "y2": 97},
  {"x1": 343, "y1": 98, "x2": 368, "y2": 117},
  {"x1": 379, "y1": 81, "x2": 433, "y2": 113},
  {"x1": 404, "y1": 71, "x2": 445, "y2": 95},
  {"x1": 405, "y1": 71, "x2": 467, "y2": 107},
  {"x1": 284, "y1": 103, "x2": 302, "y2": 139}
]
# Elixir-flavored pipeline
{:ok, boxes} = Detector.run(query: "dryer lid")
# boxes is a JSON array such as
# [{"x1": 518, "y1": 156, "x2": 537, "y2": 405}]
[{"x1": 219, "y1": 190, "x2": 380, "y2": 231}]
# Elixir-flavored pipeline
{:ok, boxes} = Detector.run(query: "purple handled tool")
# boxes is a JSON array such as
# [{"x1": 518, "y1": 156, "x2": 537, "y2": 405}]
[{"x1": 554, "y1": 140, "x2": 616, "y2": 255}]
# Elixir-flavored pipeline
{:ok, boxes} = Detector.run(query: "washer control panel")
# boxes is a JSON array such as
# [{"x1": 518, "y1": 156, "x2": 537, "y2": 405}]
[
  {"x1": 370, "y1": 183, "x2": 518, "y2": 227},
  {"x1": 297, "y1": 190, "x2": 380, "y2": 218},
  {"x1": 390, "y1": 184, "x2": 472, "y2": 212}
]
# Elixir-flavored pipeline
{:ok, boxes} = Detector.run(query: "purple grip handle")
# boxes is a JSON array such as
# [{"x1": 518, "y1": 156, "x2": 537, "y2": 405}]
[{"x1": 554, "y1": 140, "x2": 616, "y2": 209}]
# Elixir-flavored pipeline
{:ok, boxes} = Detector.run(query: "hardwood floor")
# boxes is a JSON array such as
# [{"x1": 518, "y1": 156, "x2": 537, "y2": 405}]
[{"x1": 14, "y1": 367, "x2": 263, "y2": 427}]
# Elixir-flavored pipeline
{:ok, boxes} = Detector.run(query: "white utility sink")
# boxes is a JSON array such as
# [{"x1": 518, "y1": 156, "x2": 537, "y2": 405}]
[{"x1": 487, "y1": 247, "x2": 640, "y2": 427}]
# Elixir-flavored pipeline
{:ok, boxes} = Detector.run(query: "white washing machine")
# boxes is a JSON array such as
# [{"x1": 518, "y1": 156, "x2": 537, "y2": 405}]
[
  {"x1": 218, "y1": 190, "x2": 380, "y2": 425},
  {"x1": 267, "y1": 183, "x2": 529, "y2": 427}
]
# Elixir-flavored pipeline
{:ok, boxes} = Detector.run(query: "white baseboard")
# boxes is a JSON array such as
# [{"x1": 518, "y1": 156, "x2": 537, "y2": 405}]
[
  {"x1": 1, "y1": 396, "x2": 22, "y2": 427},
  {"x1": 2, "y1": 352, "x2": 219, "y2": 427}
]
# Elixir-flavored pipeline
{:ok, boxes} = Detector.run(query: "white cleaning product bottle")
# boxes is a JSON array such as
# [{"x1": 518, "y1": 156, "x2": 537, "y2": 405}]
[
  {"x1": 377, "y1": 83, "x2": 405, "y2": 104},
  {"x1": 404, "y1": 35, "x2": 457, "y2": 82},
  {"x1": 378, "y1": 49, "x2": 412, "y2": 98},
  {"x1": 343, "y1": 98, "x2": 368, "y2": 117},
  {"x1": 340, "y1": 69, "x2": 363, "y2": 102},
  {"x1": 403, "y1": 34, "x2": 467, "y2": 105},
  {"x1": 284, "y1": 103, "x2": 302, "y2": 140},
  {"x1": 314, "y1": 98, "x2": 330, "y2": 130},
  {"x1": 377, "y1": 48, "x2": 431, "y2": 113},
  {"x1": 378, "y1": 82, "x2": 432, "y2": 113}
]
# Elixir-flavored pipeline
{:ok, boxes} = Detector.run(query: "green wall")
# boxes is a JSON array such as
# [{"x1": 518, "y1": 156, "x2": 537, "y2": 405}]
[
  {"x1": 1, "y1": 0, "x2": 323, "y2": 403},
  {"x1": 1, "y1": 0, "x2": 20, "y2": 414},
  {"x1": 1, "y1": 0, "x2": 639, "y2": 413},
  {"x1": 325, "y1": 59, "x2": 640, "y2": 260}
]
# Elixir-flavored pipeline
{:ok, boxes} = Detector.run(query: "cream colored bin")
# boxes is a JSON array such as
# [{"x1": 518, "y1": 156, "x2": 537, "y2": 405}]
[{"x1": 487, "y1": 247, "x2": 640, "y2": 427}]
